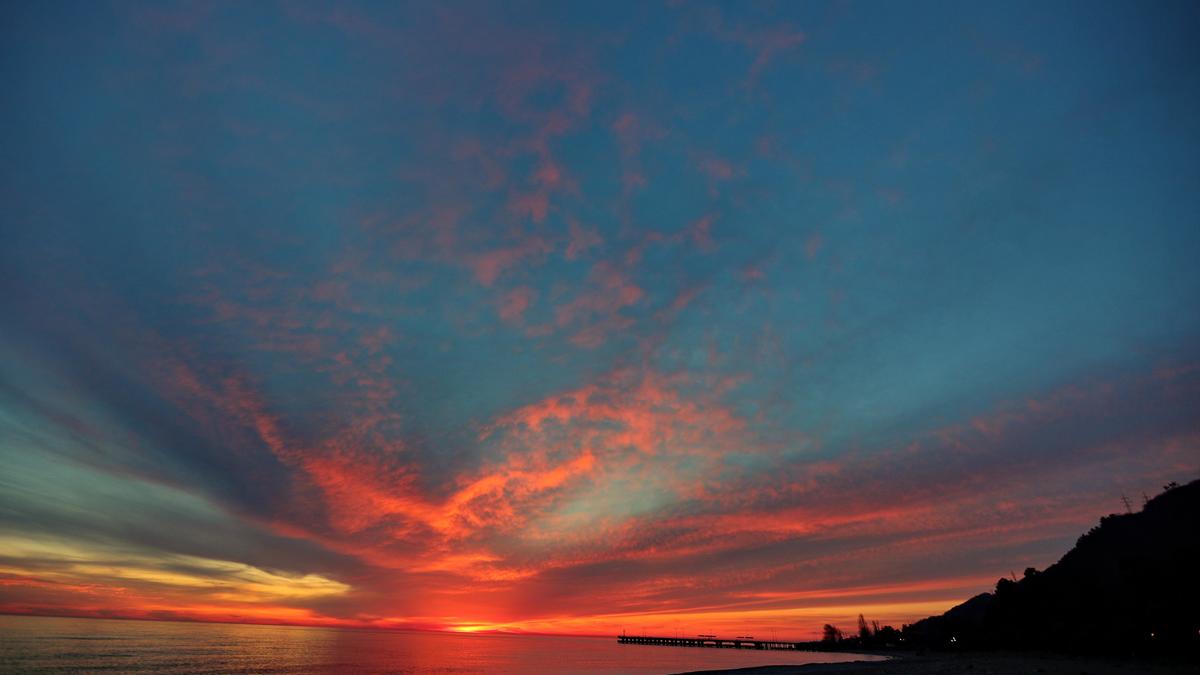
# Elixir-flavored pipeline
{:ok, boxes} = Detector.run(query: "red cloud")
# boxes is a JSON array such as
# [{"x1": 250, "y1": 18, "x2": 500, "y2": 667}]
[
  {"x1": 469, "y1": 237, "x2": 552, "y2": 286},
  {"x1": 565, "y1": 219, "x2": 602, "y2": 260},
  {"x1": 498, "y1": 286, "x2": 536, "y2": 322},
  {"x1": 551, "y1": 262, "x2": 644, "y2": 348},
  {"x1": 534, "y1": 160, "x2": 563, "y2": 188},
  {"x1": 507, "y1": 191, "x2": 550, "y2": 223},
  {"x1": 612, "y1": 111, "x2": 667, "y2": 194},
  {"x1": 697, "y1": 156, "x2": 737, "y2": 181},
  {"x1": 688, "y1": 213, "x2": 716, "y2": 251}
]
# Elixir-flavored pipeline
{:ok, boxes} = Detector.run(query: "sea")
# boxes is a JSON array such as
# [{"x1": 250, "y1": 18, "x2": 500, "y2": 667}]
[{"x1": 0, "y1": 615, "x2": 887, "y2": 674}]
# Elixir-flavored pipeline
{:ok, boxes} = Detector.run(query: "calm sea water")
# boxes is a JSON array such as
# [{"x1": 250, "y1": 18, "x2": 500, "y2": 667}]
[{"x1": 0, "y1": 616, "x2": 886, "y2": 674}]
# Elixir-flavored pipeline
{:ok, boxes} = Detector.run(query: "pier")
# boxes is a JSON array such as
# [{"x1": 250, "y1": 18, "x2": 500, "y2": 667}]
[{"x1": 617, "y1": 634, "x2": 807, "y2": 651}]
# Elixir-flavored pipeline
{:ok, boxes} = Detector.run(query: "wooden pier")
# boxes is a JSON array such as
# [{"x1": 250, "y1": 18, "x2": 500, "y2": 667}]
[{"x1": 617, "y1": 634, "x2": 805, "y2": 651}]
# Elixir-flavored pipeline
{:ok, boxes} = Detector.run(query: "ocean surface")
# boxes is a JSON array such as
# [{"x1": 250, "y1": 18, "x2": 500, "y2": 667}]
[{"x1": 0, "y1": 616, "x2": 887, "y2": 674}]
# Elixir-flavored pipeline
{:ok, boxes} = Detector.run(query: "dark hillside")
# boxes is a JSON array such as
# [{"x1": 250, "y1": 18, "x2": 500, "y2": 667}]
[{"x1": 904, "y1": 479, "x2": 1200, "y2": 656}]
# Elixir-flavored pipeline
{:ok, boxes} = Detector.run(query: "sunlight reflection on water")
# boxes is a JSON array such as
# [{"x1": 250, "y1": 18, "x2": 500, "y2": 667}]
[{"x1": 0, "y1": 616, "x2": 887, "y2": 674}]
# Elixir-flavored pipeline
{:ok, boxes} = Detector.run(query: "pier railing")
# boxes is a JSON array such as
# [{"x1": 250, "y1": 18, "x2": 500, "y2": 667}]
[{"x1": 617, "y1": 635, "x2": 805, "y2": 651}]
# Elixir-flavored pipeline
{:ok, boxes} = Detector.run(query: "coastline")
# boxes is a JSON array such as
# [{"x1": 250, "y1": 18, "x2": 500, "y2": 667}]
[{"x1": 673, "y1": 652, "x2": 1199, "y2": 675}]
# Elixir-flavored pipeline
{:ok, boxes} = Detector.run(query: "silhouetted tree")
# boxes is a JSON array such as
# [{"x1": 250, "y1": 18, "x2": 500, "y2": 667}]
[
  {"x1": 858, "y1": 613, "x2": 871, "y2": 640},
  {"x1": 875, "y1": 624, "x2": 901, "y2": 645},
  {"x1": 821, "y1": 624, "x2": 843, "y2": 643}
]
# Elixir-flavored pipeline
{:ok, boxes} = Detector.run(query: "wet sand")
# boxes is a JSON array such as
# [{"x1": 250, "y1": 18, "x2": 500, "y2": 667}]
[{"x1": 675, "y1": 652, "x2": 1198, "y2": 675}]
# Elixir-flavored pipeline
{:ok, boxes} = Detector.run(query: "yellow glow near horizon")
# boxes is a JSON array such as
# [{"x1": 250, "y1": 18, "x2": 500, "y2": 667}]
[{"x1": 0, "y1": 533, "x2": 350, "y2": 603}]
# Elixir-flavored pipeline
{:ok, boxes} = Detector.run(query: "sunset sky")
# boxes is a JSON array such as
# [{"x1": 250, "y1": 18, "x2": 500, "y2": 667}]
[{"x1": 2, "y1": 1, "x2": 1198, "y2": 640}]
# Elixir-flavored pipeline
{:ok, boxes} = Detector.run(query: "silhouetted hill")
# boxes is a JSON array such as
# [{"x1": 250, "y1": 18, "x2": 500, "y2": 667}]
[{"x1": 904, "y1": 479, "x2": 1200, "y2": 656}]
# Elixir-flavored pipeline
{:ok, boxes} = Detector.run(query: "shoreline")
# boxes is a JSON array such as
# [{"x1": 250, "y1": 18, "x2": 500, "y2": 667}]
[{"x1": 673, "y1": 651, "x2": 1199, "y2": 675}]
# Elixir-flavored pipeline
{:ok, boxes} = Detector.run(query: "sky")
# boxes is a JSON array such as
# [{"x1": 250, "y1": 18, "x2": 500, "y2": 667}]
[{"x1": 1, "y1": 0, "x2": 1198, "y2": 640}]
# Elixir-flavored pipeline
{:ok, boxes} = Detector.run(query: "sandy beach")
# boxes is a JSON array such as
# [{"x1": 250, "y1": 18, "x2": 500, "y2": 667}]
[{"x1": 676, "y1": 652, "x2": 1198, "y2": 675}]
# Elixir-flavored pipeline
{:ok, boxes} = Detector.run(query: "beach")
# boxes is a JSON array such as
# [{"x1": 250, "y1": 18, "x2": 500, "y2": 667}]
[{"x1": 678, "y1": 652, "x2": 1198, "y2": 675}]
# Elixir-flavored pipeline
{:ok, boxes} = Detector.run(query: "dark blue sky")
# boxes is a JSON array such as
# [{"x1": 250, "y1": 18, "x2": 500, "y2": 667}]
[{"x1": 1, "y1": 0, "x2": 1197, "y2": 636}]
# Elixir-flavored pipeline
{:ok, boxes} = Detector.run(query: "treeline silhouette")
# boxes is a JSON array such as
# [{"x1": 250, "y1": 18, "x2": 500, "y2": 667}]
[
  {"x1": 821, "y1": 479, "x2": 1199, "y2": 658},
  {"x1": 819, "y1": 613, "x2": 902, "y2": 650}
]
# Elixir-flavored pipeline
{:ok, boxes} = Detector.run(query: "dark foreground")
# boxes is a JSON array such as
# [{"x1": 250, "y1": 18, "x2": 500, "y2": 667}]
[{"x1": 675, "y1": 652, "x2": 1199, "y2": 675}]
